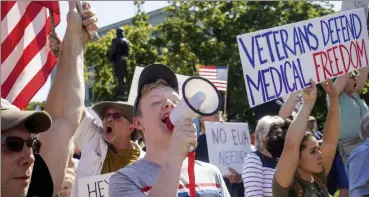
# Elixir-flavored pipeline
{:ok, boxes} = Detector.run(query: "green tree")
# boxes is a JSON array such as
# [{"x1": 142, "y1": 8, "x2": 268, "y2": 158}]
[
  {"x1": 26, "y1": 101, "x2": 45, "y2": 110},
  {"x1": 84, "y1": 13, "x2": 162, "y2": 103},
  {"x1": 84, "y1": 1, "x2": 335, "y2": 130},
  {"x1": 153, "y1": 1, "x2": 335, "y2": 130}
]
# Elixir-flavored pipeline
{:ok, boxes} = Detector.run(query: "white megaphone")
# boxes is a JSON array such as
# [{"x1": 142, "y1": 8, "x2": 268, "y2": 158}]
[{"x1": 163, "y1": 76, "x2": 222, "y2": 151}]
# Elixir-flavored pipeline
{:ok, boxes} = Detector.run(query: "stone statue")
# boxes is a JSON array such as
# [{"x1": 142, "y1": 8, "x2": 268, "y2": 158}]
[{"x1": 108, "y1": 28, "x2": 129, "y2": 98}]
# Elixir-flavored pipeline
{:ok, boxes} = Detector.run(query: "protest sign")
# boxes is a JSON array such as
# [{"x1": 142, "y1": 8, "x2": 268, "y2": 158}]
[
  {"x1": 205, "y1": 122, "x2": 251, "y2": 175},
  {"x1": 127, "y1": 66, "x2": 190, "y2": 105},
  {"x1": 78, "y1": 173, "x2": 114, "y2": 197},
  {"x1": 341, "y1": 0, "x2": 369, "y2": 18},
  {"x1": 237, "y1": 8, "x2": 369, "y2": 107}
]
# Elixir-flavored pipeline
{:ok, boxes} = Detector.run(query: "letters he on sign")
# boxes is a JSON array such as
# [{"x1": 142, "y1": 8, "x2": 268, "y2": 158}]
[
  {"x1": 78, "y1": 173, "x2": 114, "y2": 197},
  {"x1": 205, "y1": 122, "x2": 251, "y2": 175},
  {"x1": 237, "y1": 8, "x2": 369, "y2": 107}
]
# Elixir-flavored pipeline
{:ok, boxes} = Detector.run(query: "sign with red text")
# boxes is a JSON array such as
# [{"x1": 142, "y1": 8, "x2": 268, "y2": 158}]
[
  {"x1": 237, "y1": 8, "x2": 369, "y2": 107},
  {"x1": 205, "y1": 122, "x2": 251, "y2": 176},
  {"x1": 78, "y1": 173, "x2": 114, "y2": 197}
]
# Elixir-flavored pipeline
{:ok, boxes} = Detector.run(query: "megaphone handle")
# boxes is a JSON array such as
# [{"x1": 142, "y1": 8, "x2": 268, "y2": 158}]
[
  {"x1": 189, "y1": 145, "x2": 195, "y2": 152},
  {"x1": 76, "y1": 1, "x2": 99, "y2": 41},
  {"x1": 164, "y1": 118, "x2": 195, "y2": 152}
]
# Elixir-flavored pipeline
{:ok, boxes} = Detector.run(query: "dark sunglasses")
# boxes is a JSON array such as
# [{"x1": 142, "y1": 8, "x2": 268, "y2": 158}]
[
  {"x1": 104, "y1": 112, "x2": 127, "y2": 120},
  {"x1": 1, "y1": 136, "x2": 41, "y2": 154}
]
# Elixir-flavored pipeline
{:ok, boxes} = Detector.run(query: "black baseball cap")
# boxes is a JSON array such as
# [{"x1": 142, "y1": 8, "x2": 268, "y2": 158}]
[{"x1": 134, "y1": 64, "x2": 179, "y2": 115}]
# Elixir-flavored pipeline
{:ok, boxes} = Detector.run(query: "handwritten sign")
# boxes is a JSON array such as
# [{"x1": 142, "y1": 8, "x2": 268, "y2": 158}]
[
  {"x1": 341, "y1": 0, "x2": 369, "y2": 18},
  {"x1": 78, "y1": 173, "x2": 114, "y2": 197},
  {"x1": 205, "y1": 122, "x2": 251, "y2": 175},
  {"x1": 127, "y1": 66, "x2": 190, "y2": 105},
  {"x1": 237, "y1": 8, "x2": 369, "y2": 107}
]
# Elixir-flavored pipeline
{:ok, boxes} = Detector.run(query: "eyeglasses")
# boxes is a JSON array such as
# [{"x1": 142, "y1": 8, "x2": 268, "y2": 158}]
[
  {"x1": 104, "y1": 112, "x2": 127, "y2": 120},
  {"x1": 1, "y1": 136, "x2": 41, "y2": 154}
]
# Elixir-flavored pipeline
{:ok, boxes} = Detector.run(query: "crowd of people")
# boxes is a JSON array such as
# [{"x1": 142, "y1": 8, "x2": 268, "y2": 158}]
[{"x1": 2, "y1": 2, "x2": 369, "y2": 197}]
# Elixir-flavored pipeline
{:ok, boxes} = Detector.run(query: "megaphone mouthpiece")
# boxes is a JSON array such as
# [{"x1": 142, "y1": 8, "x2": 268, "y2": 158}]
[
  {"x1": 187, "y1": 91, "x2": 206, "y2": 110},
  {"x1": 169, "y1": 91, "x2": 205, "y2": 126}
]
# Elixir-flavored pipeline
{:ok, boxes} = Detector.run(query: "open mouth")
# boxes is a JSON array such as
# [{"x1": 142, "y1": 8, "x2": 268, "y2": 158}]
[
  {"x1": 161, "y1": 113, "x2": 170, "y2": 123},
  {"x1": 106, "y1": 126, "x2": 113, "y2": 134}
]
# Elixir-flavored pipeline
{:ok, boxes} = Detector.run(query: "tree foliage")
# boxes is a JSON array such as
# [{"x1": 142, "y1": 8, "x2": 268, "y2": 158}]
[
  {"x1": 84, "y1": 1, "x2": 336, "y2": 130},
  {"x1": 26, "y1": 101, "x2": 45, "y2": 110}
]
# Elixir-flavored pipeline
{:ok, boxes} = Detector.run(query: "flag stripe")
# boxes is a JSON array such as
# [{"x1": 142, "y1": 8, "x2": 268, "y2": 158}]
[
  {"x1": 1, "y1": 2, "x2": 43, "y2": 63},
  {"x1": 200, "y1": 65, "x2": 216, "y2": 69},
  {"x1": 1, "y1": 9, "x2": 46, "y2": 85},
  {"x1": 0, "y1": 1, "x2": 16, "y2": 20},
  {"x1": 6, "y1": 44, "x2": 49, "y2": 102},
  {"x1": 199, "y1": 68, "x2": 217, "y2": 73},
  {"x1": 199, "y1": 65, "x2": 228, "y2": 92},
  {"x1": 12, "y1": 51, "x2": 56, "y2": 107},
  {"x1": 1, "y1": 1, "x2": 32, "y2": 43},
  {"x1": 2, "y1": 13, "x2": 49, "y2": 99},
  {"x1": 1, "y1": 1, "x2": 60, "y2": 109},
  {"x1": 201, "y1": 76, "x2": 217, "y2": 80}
]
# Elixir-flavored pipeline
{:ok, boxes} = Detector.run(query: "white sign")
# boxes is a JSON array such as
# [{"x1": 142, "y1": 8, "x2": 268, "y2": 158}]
[
  {"x1": 341, "y1": 0, "x2": 369, "y2": 18},
  {"x1": 205, "y1": 122, "x2": 251, "y2": 175},
  {"x1": 237, "y1": 8, "x2": 369, "y2": 107},
  {"x1": 127, "y1": 66, "x2": 190, "y2": 105},
  {"x1": 341, "y1": 0, "x2": 369, "y2": 16},
  {"x1": 78, "y1": 173, "x2": 114, "y2": 197}
]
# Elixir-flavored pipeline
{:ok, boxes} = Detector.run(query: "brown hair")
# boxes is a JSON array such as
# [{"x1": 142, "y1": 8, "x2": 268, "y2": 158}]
[{"x1": 265, "y1": 119, "x2": 315, "y2": 159}]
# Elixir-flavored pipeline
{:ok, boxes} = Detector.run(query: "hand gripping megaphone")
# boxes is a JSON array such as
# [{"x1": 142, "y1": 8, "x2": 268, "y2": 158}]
[
  {"x1": 162, "y1": 76, "x2": 222, "y2": 197},
  {"x1": 163, "y1": 76, "x2": 222, "y2": 197},
  {"x1": 163, "y1": 76, "x2": 222, "y2": 151}
]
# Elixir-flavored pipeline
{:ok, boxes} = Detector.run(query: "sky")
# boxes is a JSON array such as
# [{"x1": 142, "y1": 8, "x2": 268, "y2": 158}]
[{"x1": 30, "y1": 1, "x2": 343, "y2": 102}]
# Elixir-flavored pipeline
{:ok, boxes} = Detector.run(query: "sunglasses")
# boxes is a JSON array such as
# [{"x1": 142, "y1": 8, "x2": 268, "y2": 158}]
[
  {"x1": 104, "y1": 112, "x2": 127, "y2": 120},
  {"x1": 1, "y1": 136, "x2": 41, "y2": 154}
]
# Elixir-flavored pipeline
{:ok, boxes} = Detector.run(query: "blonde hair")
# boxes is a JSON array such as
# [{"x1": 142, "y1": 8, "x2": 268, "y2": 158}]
[
  {"x1": 141, "y1": 79, "x2": 168, "y2": 97},
  {"x1": 136, "y1": 79, "x2": 169, "y2": 116}
]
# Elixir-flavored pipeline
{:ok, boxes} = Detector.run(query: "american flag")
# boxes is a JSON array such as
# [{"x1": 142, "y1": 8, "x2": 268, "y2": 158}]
[
  {"x1": 1, "y1": 1, "x2": 60, "y2": 109},
  {"x1": 199, "y1": 65, "x2": 228, "y2": 92}
]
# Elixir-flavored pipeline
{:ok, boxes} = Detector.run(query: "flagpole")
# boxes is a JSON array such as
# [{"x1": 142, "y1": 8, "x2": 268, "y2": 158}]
[
  {"x1": 49, "y1": 10, "x2": 56, "y2": 37},
  {"x1": 223, "y1": 65, "x2": 230, "y2": 121}
]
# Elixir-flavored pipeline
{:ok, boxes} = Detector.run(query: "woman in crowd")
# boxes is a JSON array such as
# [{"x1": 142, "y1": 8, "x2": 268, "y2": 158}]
[
  {"x1": 242, "y1": 115, "x2": 284, "y2": 197},
  {"x1": 266, "y1": 79, "x2": 340, "y2": 197}
]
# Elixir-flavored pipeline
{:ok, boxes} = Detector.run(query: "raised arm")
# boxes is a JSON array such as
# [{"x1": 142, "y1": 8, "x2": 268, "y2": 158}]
[
  {"x1": 39, "y1": 2, "x2": 98, "y2": 195},
  {"x1": 320, "y1": 80, "x2": 340, "y2": 174},
  {"x1": 356, "y1": 67, "x2": 369, "y2": 94},
  {"x1": 333, "y1": 73, "x2": 349, "y2": 95},
  {"x1": 274, "y1": 80, "x2": 317, "y2": 188},
  {"x1": 279, "y1": 91, "x2": 299, "y2": 119},
  {"x1": 146, "y1": 119, "x2": 197, "y2": 197}
]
